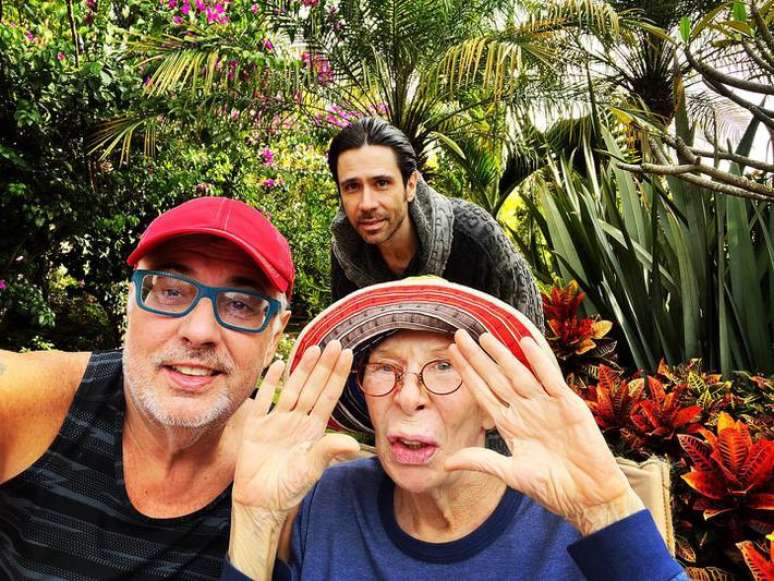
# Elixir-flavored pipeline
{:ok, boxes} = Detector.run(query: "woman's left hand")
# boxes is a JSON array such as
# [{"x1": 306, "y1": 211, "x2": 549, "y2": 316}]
[{"x1": 446, "y1": 330, "x2": 643, "y2": 536}]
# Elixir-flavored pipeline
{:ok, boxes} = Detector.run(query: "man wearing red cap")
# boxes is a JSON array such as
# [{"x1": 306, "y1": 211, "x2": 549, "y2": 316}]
[{"x1": 0, "y1": 197, "x2": 351, "y2": 580}]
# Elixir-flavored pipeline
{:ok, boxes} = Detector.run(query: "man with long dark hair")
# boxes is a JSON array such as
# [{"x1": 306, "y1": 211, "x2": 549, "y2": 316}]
[{"x1": 327, "y1": 118, "x2": 544, "y2": 331}]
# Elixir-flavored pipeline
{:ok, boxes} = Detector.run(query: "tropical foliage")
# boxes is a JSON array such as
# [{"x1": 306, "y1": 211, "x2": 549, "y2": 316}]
[
  {"x1": 1, "y1": 1, "x2": 772, "y2": 577},
  {"x1": 551, "y1": 282, "x2": 773, "y2": 578},
  {"x1": 576, "y1": 350, "x2": 773, "y2": 577},
  {"x1": 512, "y1": 115, "x2": 773, "y2": 377},
  {"x1": 541, "y1": 280, "x2": 620, "y2": 387}
]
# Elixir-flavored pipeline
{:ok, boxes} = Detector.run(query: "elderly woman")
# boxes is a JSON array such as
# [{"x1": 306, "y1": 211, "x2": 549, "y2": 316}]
[{"x1": 223, "y1": 279, "x2": 685, "y2": 581}]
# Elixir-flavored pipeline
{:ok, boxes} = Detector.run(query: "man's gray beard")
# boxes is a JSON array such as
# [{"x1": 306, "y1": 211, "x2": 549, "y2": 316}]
[{"x1": 122, "y1": 344, "x2": 235, "y2": 429}]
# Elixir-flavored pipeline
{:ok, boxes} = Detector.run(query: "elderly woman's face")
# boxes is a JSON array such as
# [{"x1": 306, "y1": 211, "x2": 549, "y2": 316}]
[{"x1": 364, "y1": 330, "x2": 493, "y2": 493}]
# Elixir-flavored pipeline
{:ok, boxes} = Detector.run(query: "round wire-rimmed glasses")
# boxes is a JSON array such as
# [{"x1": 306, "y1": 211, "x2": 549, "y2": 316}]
[{"x1": 355, "y1": 359, "x2": 463, "y2": 397}]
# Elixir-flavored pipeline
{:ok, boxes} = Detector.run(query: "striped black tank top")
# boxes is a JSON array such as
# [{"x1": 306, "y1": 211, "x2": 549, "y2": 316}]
[{"x1": 0, "y1": 351, "x2": 231, "y2": 580}]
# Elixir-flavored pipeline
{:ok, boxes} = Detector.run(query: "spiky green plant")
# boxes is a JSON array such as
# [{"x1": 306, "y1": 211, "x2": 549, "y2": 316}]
[{"x1": 513, "y1": 113, "x2": 773, "y2": 375}]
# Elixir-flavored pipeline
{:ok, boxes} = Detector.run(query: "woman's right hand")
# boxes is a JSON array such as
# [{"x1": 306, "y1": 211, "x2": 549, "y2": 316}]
[
  {"x1": 229, "y1": 341, "x2": 360, "y2": 579},
  {"x1": 232, "y1": 340, "x2": 360, "y2": 515}
]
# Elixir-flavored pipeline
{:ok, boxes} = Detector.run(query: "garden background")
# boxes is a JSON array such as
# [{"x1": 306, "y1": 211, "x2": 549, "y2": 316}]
[{"x1": 0, "y1": 0, "x2": 772, "y2": 578}]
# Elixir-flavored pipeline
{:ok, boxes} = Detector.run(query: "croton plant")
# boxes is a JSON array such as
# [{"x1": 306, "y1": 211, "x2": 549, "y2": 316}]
[
  {"x1": 543, "y1": 281, "x2": 774, "y2": 580},
  {"x1": 541, "y1": 281, "x2": 621, "y2": 387}
]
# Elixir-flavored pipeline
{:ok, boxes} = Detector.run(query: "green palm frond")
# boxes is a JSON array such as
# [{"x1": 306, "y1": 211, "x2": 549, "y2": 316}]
[
  {"x1": 88, "y1": 111, "x2": 161, "y2": 165},
  {"x1": 438, "y1": 0, "x2": 625, "y2": 98}
]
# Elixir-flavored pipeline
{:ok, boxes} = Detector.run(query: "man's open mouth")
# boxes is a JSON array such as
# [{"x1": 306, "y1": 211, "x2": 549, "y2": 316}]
[{"x1": 167, "y1": 365, "x2": 220, "y2": 377}]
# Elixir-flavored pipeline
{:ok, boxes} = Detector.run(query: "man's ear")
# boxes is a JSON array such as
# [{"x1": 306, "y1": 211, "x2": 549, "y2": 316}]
[
  {"x1": 262, "y1": 309, "x2": 292, "y2": 369},
  {"x1": 405, "y1": 170, "x2": 419, "y2": 203}
]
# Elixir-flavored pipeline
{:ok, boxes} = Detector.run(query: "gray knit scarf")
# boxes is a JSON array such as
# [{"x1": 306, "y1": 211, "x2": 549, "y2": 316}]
[{"x1": 331, "y1": 179, "x2": 454, "y2": 287}]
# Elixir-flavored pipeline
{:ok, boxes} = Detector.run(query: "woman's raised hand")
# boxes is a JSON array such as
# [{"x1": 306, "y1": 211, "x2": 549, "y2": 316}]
[
  {"x1": 446, "y1": 331, "x2": 643, "y2": 536},
  {"x1": 232, "y1": 340, "x2": 360, "y2": 514}
]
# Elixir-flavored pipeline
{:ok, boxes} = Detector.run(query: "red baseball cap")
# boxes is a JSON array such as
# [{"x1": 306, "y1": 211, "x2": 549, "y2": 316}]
[{"x1": 127, "y1": 197, "x2": 295, "y2": 296}]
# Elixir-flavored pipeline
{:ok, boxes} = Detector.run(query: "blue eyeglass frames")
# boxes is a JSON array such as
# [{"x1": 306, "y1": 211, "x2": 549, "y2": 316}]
[{"x1": 131, "y1": 269, "x2": 281, "y2": 333}]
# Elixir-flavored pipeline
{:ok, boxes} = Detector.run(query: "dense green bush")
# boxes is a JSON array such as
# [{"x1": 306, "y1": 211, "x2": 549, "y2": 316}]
[{"x1": 0, "y1": 1, "x2": 338, "y2": 350}]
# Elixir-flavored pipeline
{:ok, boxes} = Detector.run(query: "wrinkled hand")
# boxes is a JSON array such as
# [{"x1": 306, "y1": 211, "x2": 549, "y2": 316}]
[
  {"x1": 446, "y1": 331, "x2": 642, "y2": 535},
  {"x1": 232, "y1": 341, "x2": 360, "y2": 515}
]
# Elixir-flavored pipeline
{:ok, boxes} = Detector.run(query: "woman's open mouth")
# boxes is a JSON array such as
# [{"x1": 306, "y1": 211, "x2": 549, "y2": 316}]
[{"x1": 387, "y1": 435, "x2": 439, "y2": 465}]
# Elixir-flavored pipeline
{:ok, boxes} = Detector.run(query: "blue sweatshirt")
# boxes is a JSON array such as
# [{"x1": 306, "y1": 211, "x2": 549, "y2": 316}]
[{"x1": 222, "y1": 458, "x2": 687, "y2": 580}]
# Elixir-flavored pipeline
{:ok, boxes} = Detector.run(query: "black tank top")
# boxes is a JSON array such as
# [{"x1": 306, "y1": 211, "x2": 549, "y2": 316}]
[{"x1": 0, "y1": 351, "x2": 231, "y2": 580}]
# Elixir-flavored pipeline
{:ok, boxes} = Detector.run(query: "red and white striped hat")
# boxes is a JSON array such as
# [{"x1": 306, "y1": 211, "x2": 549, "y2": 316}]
[{"x1": 289, "y1": 277, "x2": 546, "y2": 435}]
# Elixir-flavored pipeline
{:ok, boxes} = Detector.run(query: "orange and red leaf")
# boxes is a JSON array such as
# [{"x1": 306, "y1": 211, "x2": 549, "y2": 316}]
[
  {"x1": 683, "y1": 470, "x2": 729, "y2": 500},
  {"x1": 674, "y1": 405, "x2": 703, "y2": 428},
  {"x1": 717, "y1": 426, "x2": 751, "y2": 474},
  {"x1": 747, "y1": 493, "x2": 774, "y2": 511},
  {"x1": 737, "y1": 541, "x2": 774, "y2": 581},
  {"x1": 739, "y1": 441, "x2": 774, "y2": 490},
  {"x1": 679, "y1": 434, "x2": 715, "y2": 471}
]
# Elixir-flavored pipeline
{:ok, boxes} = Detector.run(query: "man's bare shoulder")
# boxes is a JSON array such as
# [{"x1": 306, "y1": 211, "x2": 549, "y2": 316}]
[
  {"x1": 0, "y1": 350, "x2": 91, "y2": 483},
  {"x1": 0, "y1": 349, "x2": 91, "y2": 397}
]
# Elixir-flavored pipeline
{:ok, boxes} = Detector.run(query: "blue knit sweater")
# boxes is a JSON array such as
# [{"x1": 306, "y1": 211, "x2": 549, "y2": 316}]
[{"x1": 222, "y1": 457, "x2": 687, "y2": 580}]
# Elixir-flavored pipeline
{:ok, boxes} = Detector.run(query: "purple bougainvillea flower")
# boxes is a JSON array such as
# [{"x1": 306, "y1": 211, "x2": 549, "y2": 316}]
[
  {"x1": 181, "y1": 3, "x2": 190, "y2": 14},
  {"x1": 226, "y1": 59, "x2": 238, "y2": 80},
  {"x1": 260, "y1": 148, "x2": 275, "y2": 166},
  {"x1": 195, "y1": 0, "x2": 206, "y2": 11},
  {"x1": 168, "y1": 0, "x2": 178, "y2": 8},
  {"x1": 262, "y1": 38, "x2": 274, "y2": 51},
  {"x1": 262, "y1": 178, "x2": 276, "y2": 189}
]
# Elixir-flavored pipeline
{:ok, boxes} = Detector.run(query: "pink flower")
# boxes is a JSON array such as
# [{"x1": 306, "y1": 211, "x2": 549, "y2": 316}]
[
  {"x1": 86, "y1": 0, "x2": 97, "y2": 9},
  {"x1": 195, "y1": 0, "x2": 206, "y2": 11},
  {"x1": 205, "y1": 3, "x2": 228, "y2": 24},
  {"x1": 227, "y1": 59, "x2": 238, "y2": 80},
  {"x1": 229, "y1": 108, "x2": 240, "y2": 121},
  {"x1": 57, "y1": 52, "x2": 65, "y2": 62},
  {"x1": 24, "y1": 31, "x2": 35, "y2": 42},
  {"x1": 168, "y1": 0, "x2": 178, "y2": 8},
  {"x1": 262, "y1": 178, "x2": 276, "y2": 189},
  {"x1": 301, "y1": 52, "x2": 334, "y2": 86},
  {"x1": 260, "y1": 148, "x2": 275, "y2": 166},
  {"x1": 172, "y1": 15, "x2": 183, "y2": 24},
  {"x1": 0, "y1": 280, "x2": 6, "y2": 291},
  {"x1": 301, "y1": 0, "x2": 319, "y2": 6},
  {"x1": 251, "y1": 3, "x2": 259, "y2": 13},
  {"x1": 262, "y1": 38, "x2": 274, "y2": 52}
]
